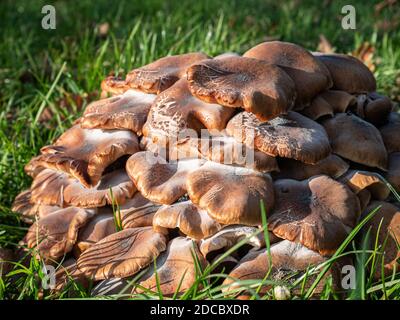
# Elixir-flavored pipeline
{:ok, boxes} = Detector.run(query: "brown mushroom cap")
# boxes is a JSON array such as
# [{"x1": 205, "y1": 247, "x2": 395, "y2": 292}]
[
  {"x1": 63, "y1": 169, "x2": 136, "y2": 208},
  {"x1": 126, "y1": 151, "x2": 205, "y2": 204},
  {"x1": 77, "y1": 227, "x2": 167, "y2": 280},
  {"x1": 361, "y1": 201, "x2": 400, "y2": 277},
  {"x1": 313, "y1": 53, "x2": 376, "y2": 93},
  {"x1": 120, "y1": 192, "x2": 161, "y2": 229},
  {"x1": 153, "y1": 201, "x2": 222, "y2": 240},
  {"x1": 269, "y1": 175, "x2": 361, "y2": 256},
  {"x1": 26, "y1": 125, "x2": 140, "y2": 187},
  {"x1": 302, "y1": 90, "x2": 356, "y2": 120},
  {"x1": 357, "y1": 189, "x2": 372, "y2": 212},
  {"x1": 133, "y1": 237, "x2": 207, "y2": 296},
  {"x1": 222, "y1": 240, "x2": 330, "y2": 296},
  {"x1": 357, "y1": 92, "x2": 393, "y2": 126},
  {"x1": 30, "y1": 169, "x2": 71, "y2": 206},
  {"x1": 339, "y1": 169, "x2": 390, "y2": 200},
  {"x1": 187, "y1": 161, "x2": 275, "y2": 226},
  {"x1": 25, "y1": 207, "x2": 96, "y2": 261},
  {"x1": 244, "y1": 41, "x2": 332, "y2": 107},
  {"x1": 101, "y1": 76, "x2": 131, "y2": 96},
  {"x1": 226, "y1": 111, "x2": 331, "y2": 164},
  {"x1": 322, "y1": 113, "x2": 388, "y2": 171},
  {"x1": 52, "y1": 258, "x2": 89, "y2": 294},
  {"x1": 12, "y1": 190, "x2": 61, "y2": 223},
  {"x1": 386, "y1": 152, "x2": 400, "y2": 192},
  {"x1": 380, "y1": 112, "x2": 400, "y2": 154},
  {"x1": 199, "y1": 225, "x2": 278, "y2": 259},
  {"x1": 80, "y1": 89, "x2": 156, "y2": 135},
  {"x1": 273, "y1": 154, "x2": 349, "y2": 181},
  {"x1": 142, "y1": 78, "x2": 235, "y2": 142},
  {"x1": 187, "y1": 56, "x2": 296, "y2": 121},
  {"x1": 74, "y1": 211, "x2": 116, "y2": 255}
]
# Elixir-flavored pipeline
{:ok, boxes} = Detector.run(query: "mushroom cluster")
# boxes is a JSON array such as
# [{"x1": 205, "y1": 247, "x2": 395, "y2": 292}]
[{"x1": 12, "y1": 41, "x2": 400, "y2": 298}]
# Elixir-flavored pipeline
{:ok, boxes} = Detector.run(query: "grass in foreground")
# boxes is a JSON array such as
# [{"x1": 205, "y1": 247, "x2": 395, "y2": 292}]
[{"x1": 0, "y1": 0, "x2": 400, "y2": 299}]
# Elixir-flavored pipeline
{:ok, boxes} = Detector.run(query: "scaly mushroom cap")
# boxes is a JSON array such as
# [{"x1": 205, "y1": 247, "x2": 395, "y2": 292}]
[
  {"x1": 322, "y1": 113, "x2": 388, "y2": 171},
  {"x1": 25, "y1": 207, "x2": 96, "y2": 261},
  {"x1": 30, "y1": 169, "x2": 71, "y2": 206},
  {"x1": 226, "y1": 111, "x2": 331, "y2": 164},
  {"x1": 187, "y1": 56, "x2": 296, "y2": 121},
  {"x1": 153, "y1": 201, "x2": 222, "y2": 240},
  {"x1": 133, "y1": 237, "x2": 207, "y2": 296},
  {"x1": 120, "y1": 192, "x2": 161, "y2": 229},
  {"x1": 314, "y1": 53, "x2": 376, "y2": 93},
  {"x1": 386, "y1": 152, "x2": 400, "y2": 192},
  {"x1": 244, "y1": 41, "x2": 332, "y2": 107},
  {"x1": 187, "y1": 161, "x2": 275, "y2": 225},
  {"x1": 339, "y1": 169, "x2": 390, "y2": 200},
  {"x1": 273, "y1": 154, "x2": 349, "y2": 181},
  {"x1": 12, "y1": 190, "x2": 61, "y2": 223},
  {"x1": 63, "y1": 169, "x2": 136, "y2": 208},
  {"x1": 26, "y1": 125, "x2": 140, "y2": 187},
  {"x1": 142, "y1": 78, "x2": 235, "y2": 142},
  {"x1": 269, "y1": 175, "x2": 361, "y2": 256},
  {"x1": 356, "y1": 92, "x2": 393, "y2": 126},
  {"x1": 80, "y1": 89, "x2": 156, "y2": 135},
  {"x1": 126, "y1": 151, "x2": 205, "y2": 204},
  {"x1": 380, "y1": 112, "x2": 400, "y2": 154},
  {"x1": 77, "y1": 227, "x2": 167, "y2": 280},
  {"x1": 199, "y1": 225, "x2": 278, "y2": 259},
  {"x1": 302, "y1": 90, "x2": 356, "y2": 120},
  {"x1": 74, "y1": 211, "x2": 116, "y2": 255},
  {"x1": 361, "y1": 201, "x2": 400, "y2": 277},
  {"x1": 222, "y1": 240, "x2": 331, "y2": 296}
]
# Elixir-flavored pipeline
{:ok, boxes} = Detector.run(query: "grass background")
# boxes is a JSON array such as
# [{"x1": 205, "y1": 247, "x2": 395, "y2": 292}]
[{"x1": 0, "y1": 0, "x2": 399, "y2": 299}]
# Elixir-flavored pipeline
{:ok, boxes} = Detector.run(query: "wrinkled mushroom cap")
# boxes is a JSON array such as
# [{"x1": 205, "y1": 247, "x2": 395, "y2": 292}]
[
  {"x1": 244, "y1": 41, "x2": 332, "y2": 107},
  {"x1": 27, "y1": 125, "x2": 140, "y2": 187},
  {"x1": 226, "y1": 111, "x2": 331, "y2": 164},
  {"x1": 133, "y1": 237, "x2": 207, "y2": 296},
  {"x1": 77, "y1": 227, "x2": 167, "y2": 280},
  {"x1": 269, "y1": 175, "x2": 361, "y2": 255},
  {"x1": 26, "y1": 207, "x2": 96, "y2": 261},
  {"x1": 80, "y1": 89, "x2": 156, "y2": 135},
  {"x1": 187, "y1": 161, "x2": 275, "y2": 225},
  {"x1": 153, "y1": 201, "x2": 221, "y2": 240},
  {"x1": 322, "y1": 113, "x2": 388, "y2": 171},
  {"x1": 126, "y1": 151, "x2": 205, "y2": 204},
  {"x1": 314, "y1": 53, "x2": 376, "y2": 93},
  {"x1": 187, "y1": 56, "x2": 296, "y2": 121},
  {"x1": 64, "y1": 169, "x2": 136, "y2": 208}
]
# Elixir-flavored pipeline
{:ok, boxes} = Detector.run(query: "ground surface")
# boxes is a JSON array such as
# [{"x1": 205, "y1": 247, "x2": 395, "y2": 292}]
[{"x1": 0, "y1": 0, "x2": 399, "y2": 299}]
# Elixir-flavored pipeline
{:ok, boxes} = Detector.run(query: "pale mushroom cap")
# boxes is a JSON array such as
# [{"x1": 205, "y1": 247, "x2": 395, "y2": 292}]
[
  {"x1": 125, "y1": 52, "x2": 209, "y2": 94},
  {"x1": 226, "y1": 111, "x2": 331, "y2": 164},
  {"x1": 133, "y1": 237, "x2": 207, "y2": 296},
  {"x1": 244, "y1": 41, "x2": 332, "y2": 107},
  {"x1": 386, "y1": 152, "x2": 400, "y2": 192},
  {"x1": 80, "y1": 89, "x2": 156, "y2": 135},
  {"x1": 314, "y1": 53, "x2": 376, "y2": 93},
  {"x1": 273, "y1": 154, "x2": 349, "y2": 181},
  {"x1": 63, "y1": 169, "x2": 136, "y2": 208},
  {"x1": 153, "y1": 201, "x2": 222, "y2": 240},
  {"x1": 142, "y1": 78, "x2": 235, "y2": 141},
  {"x1": 339, "y1": 169, "x2": 390, "y2": 200},
  {"x1": 119, "y1": 192, "x2": 161, "y2": 229},
  {"x1": 322, "y1": 113, "x2": 388, "y2": 171},
  {"x1": 186, "y1": 161, "x2": 275, "y2": 226},
  {"x1": 361, "y1": 201, "x2": 400, "y2": 277},
  {"x1": 27, "y1": 125, "x2": 140, "y2": 187},
  {"x1": 26, "y1": 207, "x2": 96, "y2": 261},
  {"x1": 269, "y1": 175, "x2": 361, "y2": 256},
  {"x1": 187, "y1": 56, "x2": 296, "y2": 121},
  {"x1": 380, "y1": 112, "x2": 400, "y2": 154},
  {"x1": 126, "y1": 151, "x2": 205, "y2": 204},
  {"x1": 77, "y1": 227, "x2": 167, "y2": 280}
]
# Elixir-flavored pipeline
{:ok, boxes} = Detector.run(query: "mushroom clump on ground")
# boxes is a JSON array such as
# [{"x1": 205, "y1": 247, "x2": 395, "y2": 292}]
[{"x1": 11, "y1": 41, "x2": 400, "y2": 299}]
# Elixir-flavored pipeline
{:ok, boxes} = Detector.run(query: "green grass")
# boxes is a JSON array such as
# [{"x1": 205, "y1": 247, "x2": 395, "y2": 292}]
[{"x1": 1, "y1": 0, "x2": 400, "y2": 300}]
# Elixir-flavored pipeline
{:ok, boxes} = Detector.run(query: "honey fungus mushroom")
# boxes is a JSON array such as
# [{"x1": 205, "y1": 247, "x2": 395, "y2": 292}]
[{"x1": 187, "y1": 56, "x2": 296, "y2": 121}]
